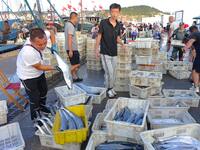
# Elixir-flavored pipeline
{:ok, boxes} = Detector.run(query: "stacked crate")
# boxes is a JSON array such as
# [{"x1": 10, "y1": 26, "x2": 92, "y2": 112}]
[
  {"x1": 77, "y1": 34, "x2": 87, "y2": 63},
  {"x1": 129, "y1": 70, "x2": 163, "y2": 99},
  {"x1": 166, "y1": 61, "x2": 192, "y2": 79},
  {"x1": 86, "y1": 37, "x2": 102, "y2": 71},
  {"x1": 114, "y1": 45, "x2": 132, "y2": 92}
]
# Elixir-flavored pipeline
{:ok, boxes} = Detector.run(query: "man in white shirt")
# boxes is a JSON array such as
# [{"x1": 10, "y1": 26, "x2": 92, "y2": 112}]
[{"x1": 17, "y1": 28, "x2": 60, "y2": 120}]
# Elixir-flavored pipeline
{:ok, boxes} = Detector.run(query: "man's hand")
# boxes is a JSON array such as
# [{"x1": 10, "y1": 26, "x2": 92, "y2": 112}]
[
  {"x1": 95, "y1": 50, "x2": 100, "y2": 59},
  {"x1": 69, "y1": 50, "x2": 73, "y2": 58},
  {"x1": 192, "y1": 49, "x2": 196, "y2": 62},
  {"x1": 50, "y1": 44, "x2": 58, "y2": 54},
  {"x1": 121, "y1": 44, "x2": 126, "y2": 51}
]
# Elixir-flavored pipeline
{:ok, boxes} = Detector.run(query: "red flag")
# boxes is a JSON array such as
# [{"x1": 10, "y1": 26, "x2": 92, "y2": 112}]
[
  {"x1": 99, "y1": 5, "x2": 103, "y2": 10},
  {"x1": 67, "y1": 4, "x2": 72, "y2": 9},
  {"x1": 73, "y1": 7, "x2": 77, "y2": 11}
]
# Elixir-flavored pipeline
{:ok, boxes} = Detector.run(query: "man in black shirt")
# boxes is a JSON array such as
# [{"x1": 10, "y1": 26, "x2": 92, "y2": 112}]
[{"x1": 95, "y1": 3, "x2": 125, "y2": 98}]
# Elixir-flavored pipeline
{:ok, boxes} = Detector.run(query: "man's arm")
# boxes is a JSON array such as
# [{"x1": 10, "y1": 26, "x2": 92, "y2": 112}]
[
  {"x1": 185, "y1": 39, "x2": 196, "y2": 49},
  {"x1": 32, "y1": 63, "x2": 55, "y2": 71}
]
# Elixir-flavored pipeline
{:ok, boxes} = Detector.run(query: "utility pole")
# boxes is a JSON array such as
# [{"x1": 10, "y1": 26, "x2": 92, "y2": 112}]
[
  {"x1": 80, "y1": 0, "x2": 83, "y2": 31},
  {"x1": 36, "y1": 0, "x2": 43, "y2": 25}
]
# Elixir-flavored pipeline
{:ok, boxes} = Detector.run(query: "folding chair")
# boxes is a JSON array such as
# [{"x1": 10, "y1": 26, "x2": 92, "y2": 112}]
[{"x1": 0, "y1": 69, "x2": 29, "y2": 111}]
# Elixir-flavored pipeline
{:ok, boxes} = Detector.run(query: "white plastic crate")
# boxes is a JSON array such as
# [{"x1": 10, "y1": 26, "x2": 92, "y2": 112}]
[
  {"x1": 129, "y1": 85, "x2": 162, "y2": 99},
  {"x1": 117, "y1": 55, "x2": 132, "y2": 63},
  {"x1": 136, "y1": 55, "x2": 152, "y2": 65},
  {"x1": 114, "y1": 84, "x2": 129, "y2": 92},
  {"x1": 92, "y1": 112, "x2": 107, "y2": 133},
  {"x1": 129, "y1": 71, "x2": 162, "y2": 87},
  {"x1": 87, "y1": 64, "x2": 102, "y2": 71},
  {"x1": 0, "y1": 100, "x2": 8, "y2": 125},
  {"x1": 87, "y1": 59, "x2": 101, "y2": 66},
  {"x1": 134, "y1": 48, "x2": 152, "y2": 56},
  {"x1": 104, "y1": 98, "x2": 149, "y2": 141},
  {"x1": 35, "y1": 130, "x2": 81, "y2": 150},
  {"x1": 137, "y1": 63, "x2": 165, "y2": 73},
  {"x1": 104, "y1": 99, "x2": 117, "y2": 113},
  {"x1": 87, "y1": 87, "x2": 106, "y2": 104},
  {"x1": 147, "y1": 109, "x2": 196, "y2": 129},
  {"x1": 116, "y1": 62, "x2": 132, "y2": 70},
  {"x1": 0, "y1": 122, "x2": 25, "y2": 150},
  {"x1": 171, "y1": 40, "x2": 185, "y2": 47},
  {"x1": 115, "y1": 77, "x2": 129, "y2": 85},
  {"x1": 54, "y1": 85, "x2": 87, "y2": 106},
  {"x1": 166, "y1": 61, "x2": 192, "y2": 71},
  {"x1": 140, "y1": 123, "x2": 200, "y2": 150},
  {"x1": 169, "y1": 70, "x2": 191, "y2": 80},
  {"x1": 86, "y1": 132, "x2": 139, "y2": 150},
  {"x1": 116, "y1": 69, "x2": 131, "y2": 78},
  {"x1": 163, "y1": 89, "x2": 200, "y2": 107},
  {"x1": 148, "y1": 98, "x2": 189, "y2": 111},
  {"x1": 117, "y1": 46, "x2": 133, "y2": 56},
  {"x1": 85, "y1": 105, "x2": 93, "y2": 120}
]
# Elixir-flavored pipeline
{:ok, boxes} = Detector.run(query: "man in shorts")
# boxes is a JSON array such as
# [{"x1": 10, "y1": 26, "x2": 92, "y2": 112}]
[{"x1": 65, "y1": 12, "x2": 83, "y2": 82}]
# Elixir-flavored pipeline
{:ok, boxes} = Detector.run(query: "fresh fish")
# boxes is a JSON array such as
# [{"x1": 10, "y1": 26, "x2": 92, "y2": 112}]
[
  {"x1": 60, "y1": 109, "x2": 76, "y2": 130},
  {"x1": 34, "y1": 124, "x2": 46, "y2": 135},
  {"x1": 133, "y1": 112, "x2": 144, "y2": 124},
  {"x1": 54, "y1": 52, "x2": 72, "y2": 89},
  {"x1": 41, "y1": 116, "x2": 53, "y2": 128},
  {"x1": 114, "y1": 107, "x2": 126, "y2": 121},
  {"x1": 36, "y1": 119, "x2": 52, "y2": 135},
  {"x1": 151, "y1": 118, "x2": 183, "y2": 125},
  {"x1": 76, "y1": 83, "x2": 101, "y2": 95},
  {"x1": 122, "y1": 107, "x2": 131, "y2": 121},
  {"x1": 127, "y1": 113, "x2": 137, "y2": 123},
  {"x1": 59, "y1": 109, "x2": 69, "y2": 131},
  {"x1": 153, "y1": 135, "x2": 200, "y2": 150},
  {"x1": 95, "y1": 141, "x2": 144, "y2": 150},
  {"x1": 61, "y1": 108, "x2": 84, "y2": 129}
]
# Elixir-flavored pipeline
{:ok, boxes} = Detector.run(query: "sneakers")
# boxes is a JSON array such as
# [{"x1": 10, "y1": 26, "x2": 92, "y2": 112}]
[
  {"x1": 40, "y1": 105, "x2": 51, "y2": 115},
  {"x1": 107, "y1": 88, "x2": 117, "y2": 98},
  {"x1": 73, "y1": 78, "x2": 83, "y2": 83},
  {"x1": 195, "y1": 86, "x2": 199, "y2": 93}
]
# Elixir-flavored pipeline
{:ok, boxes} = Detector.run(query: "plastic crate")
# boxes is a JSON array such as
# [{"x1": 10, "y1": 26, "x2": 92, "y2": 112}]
[
  {"x1": 117, "y1": 55, "x2": 132, "y2": 63},
  {"x1": 148, "y1": 98, "x2": 189, "y2": 111},
  {"x1": 169, "y1": 70, "x2": 191, "y2": 80},
  {"x1": 135, "y1": 55, "x2": 152, "y2": 65},
  {"x1": 86, "y1": 60, "x2": 101, "y2": 66},
  {"x1": 114, "y1": 84, "x2": 129, "y2": 92},
  {"x1": 117, "y1": 46, "x2": 133, "y2": 56},
  {"x1": 87, "y1": 64, "x2": 102, "y2": 71},
  {"x1": 0, "y1": 100, "x2": 8, "y2": 125},
  {"x1": 92, "y1": 112, "x2": 107, "y2": 133},
  {"x1": 0, "y1": 122, "x2": 25, "y2": 150},
  {"x1": 116, "y1": 69, "x2": 131, "y2": 78},
  {"x1": 86, "y1": 132, "x2": 139, "y2": 150},
  {"x1": 52, "y1": 105, "x2": 89, "y2": 144},
  {"x1": 137, "y1": 63, "x2": 165, "y2": 73},
  {"x1": 140, "y1": 123, "x2": 200, "y2": 150},
  {"x1": 35, "y1": 130, "x2": 81, "y2": 150},
  {"x1": 134, "y1": 48, "x2": 152, "y2": 56},
  {"x1": 115, "y1": 77, "x2": 129, "y2": 85},
  {"x1": 147, "y1": 109, "x2": 196, "y2": 129},
  {"x1": 88, "y1": 87, "x2": 106, "y2": 104},
  {"x1": 171, "y1": 40, "x2": 185, "y2": 47},
  {"x1": 163, "y1": 89, "x2": 200, "y2": 107},
  {"x1": 85, "y1": 105, "x2": 93, "y2": 120},
  {"x1": 104, "y1": 99, "x2": 117, "y2": 113},
  {"x1": 104, "y1": 98, "x2": 149, "y2": 141},
  {"x1": 129, "y1": 71, "x2": 162, "y2": 87},
  {"x1": 116, "y1": 62, "x2": 132, "y2": 70},
  {"x1": 165, "y1": 61, "x2": 192, "y2": 71},
  {"x1": 129, "y1": 85, "x2": 162, "y2": 99}
]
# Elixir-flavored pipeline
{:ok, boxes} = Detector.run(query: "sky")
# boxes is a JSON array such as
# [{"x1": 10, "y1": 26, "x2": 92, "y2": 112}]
[{"x1": 2, "y1": 0, "x2": 200, "y2": 24}]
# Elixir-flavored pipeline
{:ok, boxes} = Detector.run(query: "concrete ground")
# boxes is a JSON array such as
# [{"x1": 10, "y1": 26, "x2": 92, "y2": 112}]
[{"x1": 0, "y1": 54, "x2": 200, "y2": 150}]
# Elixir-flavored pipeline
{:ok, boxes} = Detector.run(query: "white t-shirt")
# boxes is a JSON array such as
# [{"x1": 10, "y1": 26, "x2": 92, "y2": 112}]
[
  {"x1": 17, "y1": 45, "x2": 43, "y2": 80},
  {"x1": 24, "y1": 30, "x2": 51, "y2": 45}
]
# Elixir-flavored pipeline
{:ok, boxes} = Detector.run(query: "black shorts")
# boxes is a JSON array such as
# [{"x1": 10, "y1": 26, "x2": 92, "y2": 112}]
[{"x1": 67, "y1": 50, "x2": 80, "y2": 65}]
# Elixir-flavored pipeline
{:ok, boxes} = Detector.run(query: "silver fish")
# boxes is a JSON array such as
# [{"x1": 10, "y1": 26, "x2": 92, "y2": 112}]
[
  {"x1": 61, "y1": 109, "x2": 77, "y2": 129},
  {"x1": 59, "y1": 109, "x2": 69, "y2": 131},
  {"x1": 36, "y1": 119, "x2": 52, "y2": 135},
  {"x1": 34, "y1": 124, "x2": 46, "y2": 135},
  {"x1": 41, "y1": 116, "x2": 53, "y2": 128},
  {"x1": 76, "y1": 83, "x2": 101, "y2": 95}
]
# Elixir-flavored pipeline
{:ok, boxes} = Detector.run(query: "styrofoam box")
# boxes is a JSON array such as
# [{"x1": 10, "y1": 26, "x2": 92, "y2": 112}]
[
  {"x1": 86, "y1": 132, "x2": 139, "y2": 150},
  {"x1": 35, "y1": 130, "x2": 81, "y2": 150},
  {"x1": 0, "y1": 100, "x2": 8, "y2": 125},
  {"x1": 129, "y1": 70, "x2": 162, "y2": 87},
  {"x1": 54, "y1": 85, "x2": 87, "y2": 107},
  {"x1": 165, "y1": 61, "x2": 192, "y2": 71},
  {"x1": 169, "y1": 70, "x2": 191, "y2": 80},
  {"x1": 114, "y1": 84, "x2": 129, "y2": 92},
  {"x1": 104, "y1": 98, "x2": 149, "y2": 141},
  {"x1": 163, "y1": 89, "x2": 200, "y2": 107},
  {"x1": 92, "y1": 112, "x2": 107, "y2": 133},
  {"x1": 140, "y1": 123, "x2": 200, "y2": 150},
  {"x1": 129, "y1": 85, "x2": 162, "y2": 99},
  {"x1": 88, "y1": 87, "x2": 106, "y2": 104},
  {"x1": 136, "y1": 55, "x2": 152, "y2": 65},
  {"x1": 0, "y1": 122, "x2": 25, "y2": 150},
  {"x1": 147, "y1": 109, "x2": 196, "y2": 129},
  {"x1": 148, "y1": 98, "x2": 189, "y2": 111}
]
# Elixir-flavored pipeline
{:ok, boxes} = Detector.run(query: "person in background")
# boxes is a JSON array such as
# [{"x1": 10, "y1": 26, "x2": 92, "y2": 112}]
[
  {"x1": 170, "y1": 23, "x2": 188, "y2": 61},
  {"x1": 167, "y1": 16, "x2": 178, "y2": 51},
  {"x1": 120, "y1": 23, "x2": 127, "y2": 44},
  {"x1": 65, "y1": 12, "x2": 83, "y2": 83},
  {"x1": 95, "y1": 3, "x2": 125, "y2": 98},
  {"x1": 131, "y1": 25, "x2": 138, "y2": 40},
  {"x1": 184, "y1": 26, "x2": 200, "y2": 93},
  {"x1": 91, "y1": 23, "x2": 99, "y2": 39},
  {"x1": 16, "y1": 28, "x2": 61, "y2": 120},
  {"x1": 0, "y1": 20, "x2": 11, "y2": 43}
]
